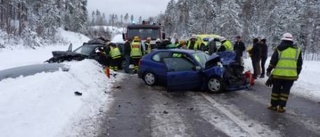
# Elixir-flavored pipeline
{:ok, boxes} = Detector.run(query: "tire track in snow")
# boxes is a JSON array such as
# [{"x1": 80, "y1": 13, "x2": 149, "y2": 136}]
[
  {"x1": 236, "y1": 90, "x2": 320, "y2": 136},
  {"x1": 198, "y1": 92, "x2": 281, "y2": 137},
  {"x1": 149, "y1": 91, "x2": 191, "y2": 137}
]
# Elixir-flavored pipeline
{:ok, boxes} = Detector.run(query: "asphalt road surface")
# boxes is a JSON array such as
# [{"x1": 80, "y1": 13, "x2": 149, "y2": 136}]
[{"x1": 97, "y1": 73, "x2": 320, "y2": 137}]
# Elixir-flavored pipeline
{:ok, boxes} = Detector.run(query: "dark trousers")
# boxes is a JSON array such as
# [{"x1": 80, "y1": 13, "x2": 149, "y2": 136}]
[
  {"x1": 131, "y1": 57, "x2": 141, "y2": 71},
  {"x1": 110, "y1": 57, "x2": 121, "y2": 71},
  {"x1": 270, "y1": 78, "x2": 294, "y2": 107},
  {"x1": 260, "y1": 57, "x2": 267, "y2": 76},
  {"x1": 251, "y1": 58, "x2": 260, "y2": 78},
  {"x1": 124, "y1": 55, "x2": 130, "y2": 73}
]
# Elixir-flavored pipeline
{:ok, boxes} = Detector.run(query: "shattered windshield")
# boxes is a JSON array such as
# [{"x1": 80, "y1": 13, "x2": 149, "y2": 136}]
[{"x1": 192, "y1": 52, "x2": 210, "y2": 68}]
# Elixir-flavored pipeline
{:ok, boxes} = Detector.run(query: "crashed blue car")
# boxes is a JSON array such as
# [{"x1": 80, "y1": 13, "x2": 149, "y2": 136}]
[{"x1": 138, "y1": 49, "x2": 252, "y2": 93}]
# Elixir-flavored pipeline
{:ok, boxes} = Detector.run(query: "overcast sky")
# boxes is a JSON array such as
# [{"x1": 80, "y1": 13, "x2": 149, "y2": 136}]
[{"x1": 87, "y1": 0, "x2": 171, "y2": 19}]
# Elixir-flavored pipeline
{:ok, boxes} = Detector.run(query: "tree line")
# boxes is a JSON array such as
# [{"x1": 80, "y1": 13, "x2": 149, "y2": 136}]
[
  {"x1": 0, "y1": 0, "x2": 88, "y2": 47},
  {"x1": 162, "y1": 0, "x2": 320, "y2": 60}
]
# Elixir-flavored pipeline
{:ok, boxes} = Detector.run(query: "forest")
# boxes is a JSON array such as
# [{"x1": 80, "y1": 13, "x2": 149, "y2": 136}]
[
  {"x1": 162, "y1": 0, "x2": 320, "y2": 59},
  {"x1": 1, "y1": 0, "x2": 319, "y2": 59}
]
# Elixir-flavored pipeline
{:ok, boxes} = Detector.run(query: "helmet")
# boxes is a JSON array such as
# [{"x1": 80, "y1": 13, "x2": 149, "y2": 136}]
[
  {"x1": 133, "y1": 36, "x2": 140, "y2": 41},
  {"x1": 191, "y1": 34, "x2": 197, "y2": 39},
  {"x1": 281, "y1": 33, "x2": 293, "y2": 41},
  {"x1": 219, "y1": 37, "x2": 226, "y2": 42},
  {"x1": 147, "y1": 37, "x2": 151, "y2": 40},
  {"x1": 156, "y1": 38, "x2": 161, "y2": 42},
  {"x1": 179, "y1": 40, "x2": 186, "y2": 45}
]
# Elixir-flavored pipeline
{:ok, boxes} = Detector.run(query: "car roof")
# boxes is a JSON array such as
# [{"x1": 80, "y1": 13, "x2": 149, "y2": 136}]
[{"x1": 153, "y1": 49, "x2": 202, "y2": 54}]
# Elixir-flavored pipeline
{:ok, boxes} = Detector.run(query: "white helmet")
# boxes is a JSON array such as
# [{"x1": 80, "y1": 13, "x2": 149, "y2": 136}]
[
  {"x1": 219, "y1": 37, "x2": 226, "y2": 42},
  {"x1": 281, "y1": 33, "x2": 293, "y2": 41}
]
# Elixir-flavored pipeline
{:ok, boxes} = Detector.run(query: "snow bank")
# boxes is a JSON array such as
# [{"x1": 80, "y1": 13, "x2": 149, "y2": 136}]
[{"x1": 0, "y1": 60, "x2": 122, "y2": 137}]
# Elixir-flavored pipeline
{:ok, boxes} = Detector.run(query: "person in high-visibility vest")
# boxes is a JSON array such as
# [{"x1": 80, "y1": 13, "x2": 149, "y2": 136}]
[
  {"x1": 266, "y1": 33, "x2": 303, "y2": 113},
  {"x1": 218, "y1": 37, "x2": 233, "y2": 52},
  {"x1": 187, "y1": 35, "x2": 201, "y2": 50},
  {"x1": 108, "y1": 43, "x2": 122, "y2": 71},
  {"x1": 130, "y1": 36, "x2": 143, "y2": 72},
  {"x1": 144, "y1": 37, "x2": 152, "y2": 54}
]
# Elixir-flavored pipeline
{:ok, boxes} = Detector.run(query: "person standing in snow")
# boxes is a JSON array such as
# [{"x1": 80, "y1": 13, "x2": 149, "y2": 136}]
[
  {"x1": 249, "y1": 38, "x2": 261, "y2": 79},
  {"x1": 266, "y1": 33, "x2": 303, "y2": 113},
  {"x1": 233, "y1": 36, "x2": 246, "y2": 64},
  {"x1": 130, "y1": 36, "x2": 144, "y2": 73},
  {"x1": 123, "y1": 38, "x2": 132, "y2": 73},
  {"x1": 260, "y1": 38, "x2": 268, "y2": 78}
]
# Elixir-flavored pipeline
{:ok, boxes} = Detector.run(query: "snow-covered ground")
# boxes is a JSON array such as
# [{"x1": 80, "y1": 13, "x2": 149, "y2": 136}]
[
  {"x1": 0, "y1": 31, "x2": 319, "y2": 137},
  {"x1": 0, "y1": 30, "x2": 123, "y2": 137}
]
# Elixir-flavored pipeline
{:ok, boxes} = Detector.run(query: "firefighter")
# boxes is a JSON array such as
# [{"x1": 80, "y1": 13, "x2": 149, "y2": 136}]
[
  {"x1": 144, "y1": 37, "x2": 152, "y2": 54},
  {"x1": 266, "y1": 33, "x2": 303, "y2": 113},
  {"x1": 187, "y1": 35, "x2": 201, "y2": 50},
  {"x1": 130, "y1": 36, "x2": 143, "y2": 72},
  {"x1": 108, "y1": 43, "x2": 122, "y2": 71},
  {"x1": 218, "y1": 37, "x2": 233, "y2": 52}
]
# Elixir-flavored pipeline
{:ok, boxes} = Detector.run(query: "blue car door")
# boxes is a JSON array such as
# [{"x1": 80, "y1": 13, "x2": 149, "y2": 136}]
[{"x1": 164, "y1": 57, "x2": 202, "y2": 91}]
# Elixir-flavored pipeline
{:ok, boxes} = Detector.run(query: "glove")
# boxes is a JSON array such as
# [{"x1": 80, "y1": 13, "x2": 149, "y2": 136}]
[
  {"x1": 265, "y1": 77, "x2": 273, "y2": 87},
  {"x1": 266, "y1": 71, "x2": 271, "y2": 77},
  {"x1": 266, "y1": 67, "x2": 272, "y2": 77}
]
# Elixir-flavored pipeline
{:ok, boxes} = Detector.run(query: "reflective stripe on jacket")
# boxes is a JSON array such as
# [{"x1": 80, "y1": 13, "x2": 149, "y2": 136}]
[
  {"x1": 130, "y1": 42, "x2": 142, "y2": 57},
  {"x1": 272, "y1": 47, "x2": 301, "y2": 80},
  {"x1": 187, "y1": 41, "x2": 199, "y2": 50}
]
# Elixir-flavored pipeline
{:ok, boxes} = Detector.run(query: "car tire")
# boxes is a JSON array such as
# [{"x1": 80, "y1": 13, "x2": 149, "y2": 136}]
[
  {"x1": 143, "y1": 72, "x2": 157, "y2": 86},
  {"x1": 207, "y1": 77, "x2": 224, "y2": 93}
]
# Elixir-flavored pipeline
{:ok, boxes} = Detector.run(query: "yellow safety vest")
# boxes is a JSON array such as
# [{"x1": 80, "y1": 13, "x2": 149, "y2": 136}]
[
  {"x1": 109, "y1": 47, "x2": 121, "y2": 59},
  {"x1": 272, "y1": 47, "x2": 301, "y2": 80},
  {"x1": 222, "y1": 40, "x2": 233, "y2": 51},
  {"x1": 130, "y1": 42, "x2": 142, "y2": 57},
  {"x1": 145, "y1": 42, "x2": 151, "y2": 54},
  {"x1": 187, "y1": 41, "x2": 199, "y2": 50}
]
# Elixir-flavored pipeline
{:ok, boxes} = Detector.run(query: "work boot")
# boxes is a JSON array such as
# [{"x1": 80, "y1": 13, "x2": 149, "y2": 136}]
[
  {"x1": 277, "y1": 106, "x2": 286, "y2": 113},
  {"x1": 267, "y1": 105, "x2": 277, "y2": 111}
]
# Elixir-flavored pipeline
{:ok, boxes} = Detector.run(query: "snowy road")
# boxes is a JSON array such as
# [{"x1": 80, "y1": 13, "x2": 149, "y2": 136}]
[{"x1": 97, "y1": 73, "x2": 320, "y2": 137}]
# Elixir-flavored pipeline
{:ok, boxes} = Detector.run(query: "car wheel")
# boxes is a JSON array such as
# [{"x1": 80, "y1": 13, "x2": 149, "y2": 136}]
[
  {"x1": 207, "y1": 77, "x2": 224, "y2": 93},
  {"x1": 143, "y1": 72, "x2": 156, "y2": 86}
]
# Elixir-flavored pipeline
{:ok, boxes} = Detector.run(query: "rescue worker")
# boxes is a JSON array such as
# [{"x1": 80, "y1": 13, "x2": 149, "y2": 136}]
[
  {"x1": 123, "y1": 38, "x2": 132, "y2": 73},
  {"x1": 233, "y1": 36, "x2": 246, "y2": 64},
  {"x1": 94, "y1": 47, "x2": 108, "y2": 67},
  {"x1": 108, "y1": 43, "x2": 122, "y2": 71},
  {"x1": 266, "y1": 33, "x2": 303, "y2": 113},
  {"x1": 130, "y1": 36, "x2": 143, "y2": 72},
  {"x1": 155, "y1": 38, "x2": 162, "y2": 49},
  {"x1": 217, "y1": 37, "x2": 233, "y2": 52},
  {"x1": 187, "y1": 35, "x2": 201, "y2": 50},
  {"x1": 144, "y1": 37, "x2": 152, "y2": 54},
  {"x1": 177, "y1": 40, "x2": 187, "y2": 49}
]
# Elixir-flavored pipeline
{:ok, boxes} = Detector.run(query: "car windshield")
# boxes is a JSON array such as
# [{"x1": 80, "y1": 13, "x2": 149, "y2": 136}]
[
  {"x1": 192, "y1": 52, "x2": 210, "y2": 68},
  {"x1": 73, "y1": 45, "x2": 96, "y2": 56},
  {"x1": 127, "y1": 28, "x2": 160, "y2": 40}
]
